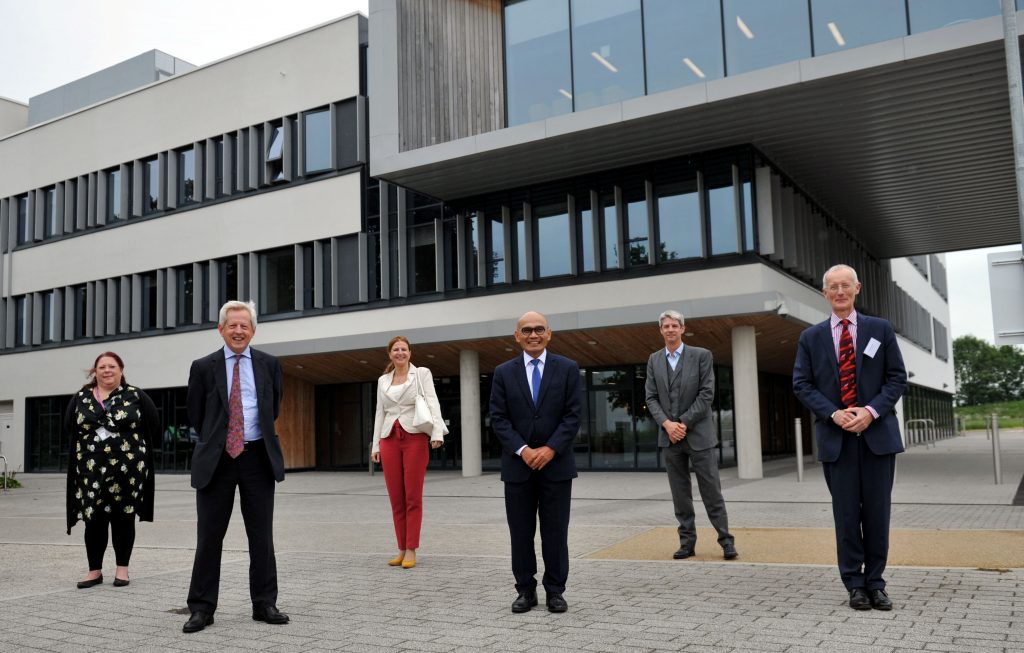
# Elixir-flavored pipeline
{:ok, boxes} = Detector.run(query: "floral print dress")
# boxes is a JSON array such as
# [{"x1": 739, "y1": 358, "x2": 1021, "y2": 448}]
[{"x1": 65, "y1": 385, "x2": 159, "y2": 533}]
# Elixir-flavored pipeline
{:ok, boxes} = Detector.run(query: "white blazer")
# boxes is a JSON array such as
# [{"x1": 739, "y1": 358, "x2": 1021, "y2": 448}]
[{"x1": 371, "y1": 364, "x2": 448, "y2": 454}]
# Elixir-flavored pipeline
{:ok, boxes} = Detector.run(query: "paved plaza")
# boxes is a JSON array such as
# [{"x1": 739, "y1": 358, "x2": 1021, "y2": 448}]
[{"x1": 1, "y1": 431, "x2": 1023, "y2": 652}]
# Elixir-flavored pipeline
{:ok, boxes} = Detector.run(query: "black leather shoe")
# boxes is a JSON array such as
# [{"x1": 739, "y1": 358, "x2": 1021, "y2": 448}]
[
  {"x1": 848, "y1": 588, "x2": 871, "y2": 611},
  {"x1": 182, "y1": 611, "x2": 214, "y2": 633},
  {"x1": 868, "y1": 588, "x2": 893, "y2": 611},
  {"x1": 252, "y1": 605, "x2": 290, "y2": 624},
  {"x1": 76, "y1": 575, "x2": 103, "y2": 589},
  {"x1": 723, "y1": 542, "x2": 739, "y2": 560},
  {"x1": 673, "y1": 548, "x2": 695, "y2": 559},
  {"x1": 546, "y1": 593, "x2": 568, "y2": 613},
  {"x1": 112, "y1": 577, "x2": 130, "y2": 587},
  {"x1": 511, "y1": 590, "x2": 538, "y2": 613}
]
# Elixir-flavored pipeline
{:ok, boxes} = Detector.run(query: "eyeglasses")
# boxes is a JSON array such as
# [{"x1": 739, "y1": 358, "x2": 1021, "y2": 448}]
[
  {"x1": 519, "y1": 326, "x2": 548, "y2": 336},
  {"x1": 826, "y1": 283, "x2": 855, "y2": 293}
]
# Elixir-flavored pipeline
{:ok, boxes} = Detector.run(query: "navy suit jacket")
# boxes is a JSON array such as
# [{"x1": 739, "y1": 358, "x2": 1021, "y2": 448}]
[
  {"x1": 187, "y1": 347, "x2": 285, "y2": 490},
  {"x1": 792, "y1": 313, "x2": 907, "y2": 463},
  {"x1": 489, "y1": 352, "x2": 582, "y2": 483}
]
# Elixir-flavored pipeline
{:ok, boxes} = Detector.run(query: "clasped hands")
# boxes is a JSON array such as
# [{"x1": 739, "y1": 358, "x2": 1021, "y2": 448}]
[
  {"x1": 662, "y1": 420, "x2": 687, "y2": 444},
  {"x1": 832, "y1": 406, "x2": 874, "y2": 433},
  {"x1": 521, "y1": 445, "x2": 556, "y2": 470}
]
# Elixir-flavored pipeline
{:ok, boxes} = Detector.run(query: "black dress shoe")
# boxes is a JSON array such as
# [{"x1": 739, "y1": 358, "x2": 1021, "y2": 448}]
[
  {"x1": 252, "y1": 605, "x2": 290, "y2": 624},
  {"x1": 546, "y1": 593, "x2": 568, "y2": 613},
  {"x1": 182, "y1": 611, "x2": 214, "y2": 633},
  {"x1": 868, "y1": 588, "x2": 893, "y2": 611},
  {"x1": 673, "y1": 548, "x2": 695, "y2": 560},
  {"x1": 112, "y1": 577, "x2": 130, "y2": 587},
  {"x1": 848, "y1": 588, "x2": 872, "y2": 611},
  {"x1": 511, "y1": 590, "x2": 538, "y2": 613},
  {"x1": 76, "y1": 575, "x2": 103, "y2": 589},
  {"x1": 723, "y1": 542, "x2": 739, "y2": 560}
]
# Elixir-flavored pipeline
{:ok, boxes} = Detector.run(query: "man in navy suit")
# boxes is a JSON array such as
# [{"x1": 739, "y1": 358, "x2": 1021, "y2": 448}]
[
  {"x1": 490, "y1": 311, "x2": 581, "y2": 614},
  {"x1": 793, "y1": 264, "x2": 907, "y2": 611}
]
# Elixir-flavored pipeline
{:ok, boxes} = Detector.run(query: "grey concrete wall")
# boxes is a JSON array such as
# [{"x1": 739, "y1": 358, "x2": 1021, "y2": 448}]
[{"x1": 0, "y1": 97, "x2": 28, "y2": 137}]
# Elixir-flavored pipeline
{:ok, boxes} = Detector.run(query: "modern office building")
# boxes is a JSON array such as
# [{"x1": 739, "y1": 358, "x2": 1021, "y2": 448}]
[{"x1": 9, "y1": 1, "x2": 1017, "y2": 479}]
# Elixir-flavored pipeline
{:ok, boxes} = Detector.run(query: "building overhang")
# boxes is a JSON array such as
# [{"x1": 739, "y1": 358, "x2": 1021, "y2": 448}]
[{"x1": 370, "y1": 16, "x2": 1022, "y2": 258}]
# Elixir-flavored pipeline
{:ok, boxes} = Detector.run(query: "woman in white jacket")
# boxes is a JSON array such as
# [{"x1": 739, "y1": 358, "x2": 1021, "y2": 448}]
[{"x1": 370, "y1": 336, "x2": 447, "y2": 568}]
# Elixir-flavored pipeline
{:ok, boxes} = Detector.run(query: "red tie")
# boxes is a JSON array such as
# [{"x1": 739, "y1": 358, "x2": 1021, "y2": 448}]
[
  {"x1": 838, "y1": 319, "x2": 857, "y2": 408},
  {"x1": 226, "y1": 355, "x2": 245, "y2": 458}
]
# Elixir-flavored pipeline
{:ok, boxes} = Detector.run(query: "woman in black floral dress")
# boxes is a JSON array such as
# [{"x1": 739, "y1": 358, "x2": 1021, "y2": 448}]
[{"x1": 65, "y1": 352, "x2": 159, "y2": 588}]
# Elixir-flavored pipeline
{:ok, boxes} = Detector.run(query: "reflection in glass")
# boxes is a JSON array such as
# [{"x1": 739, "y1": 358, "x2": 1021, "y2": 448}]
[
  {"x1": 304, "y1": 109, "x2": 332, "y2": 173},
  {"x1": 601, "y1": 192, "x2": 618, "y2": 269},
  {"x1": 723, "y1": 0, "x2": 811, "y2": 75},
  {"x1": 488, "y1": 213, "x2": 505, "y2": 284},
  {"x1": 644, "y1": 0, "x2": 724, "y2": 93},
  {"x1": 259, "y1": 247, "x2": 295, "y2": 315},
  {"x1": 178, "y1": 148, "x2": 195, "y2": 204},
  {"x1": 505, "y1": 0, "x2": 572, "y2": 125},
  {"x1": 176, "y1": 267, "x2": 194, "y2": 326},
  {"x1": 536, "y1": 202, "x2": 571, "y2": 277},
  {"x1": 707, "y1": 175, "x2": 740, "y2": 256},
  {"x1": 590, "y1": 388, "x2": 636, "y2": 468},
  {"x1": 656, "y1": 179, "x2": 702, "y2": 260},
  {"x1": 107, "y1": 169, "x2": 121, "y2": 221},
  {"x1": 811, "y1": 0, "x2": 907, "y2": 56},
  {"x1": 908, "y1": 0, "x2": 1000, "y2": 33},
  {"x1": 42, "y1": 291, "x2": 58, "y2": 343},
  {"x1": 467, "y1": 212, "x2": 481, "y2": 287},
  {"x1": 219, "y1": 257, "x2": 238, "y2": 303},
  {"x1": 578, "y1": 194, "x2": 597, "y2": 273},
  {"x1": 144, "y1": 159, "x2": 159, "y2": 214},
  {"x1": 624, "y1": 188, "x2": 649, "y2": 266},
  {"x1": 741, "y1": 179, "x2": 755, "y2": 251},
  {"x1": 512, "y1": 206, "x2": 527, "y2": 281},
  {"x1": 571, "y1": 0, "x2": 645, "y2": 111},
  {"x1": 717, "y1": 367, "x2": 736, "y2": 466}
]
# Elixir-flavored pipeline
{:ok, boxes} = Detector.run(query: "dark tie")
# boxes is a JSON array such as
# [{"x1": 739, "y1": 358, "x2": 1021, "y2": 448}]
[
  {"x1": 530, "y1": 359, "x2": 541, "y2": 405},
  {"x1": 226, "y1": 355, "x2": 245, "y2": 458},
  {"x1": 838, "y1": 319, "x2": 857, "y2": 408}
]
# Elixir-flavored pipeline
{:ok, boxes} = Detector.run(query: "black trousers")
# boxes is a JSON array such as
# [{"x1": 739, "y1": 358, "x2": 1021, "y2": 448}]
[
  {"x1": 187, "y1": 443, "x2": 278, "y2": 614},
  {"x1": 84, "y1": 512, "x2": 136, "y2": 570},
  {"x1": 504, "y1": 475, "x2": 572, "y2": 595}
]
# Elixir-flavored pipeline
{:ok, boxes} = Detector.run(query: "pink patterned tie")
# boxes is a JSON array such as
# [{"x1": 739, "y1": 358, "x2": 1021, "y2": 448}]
[
  {"x1": 226, "y1": 355, "x2": 245, "y2": 458},
  {"x1": 838, "y1": 319, "x2": 857, "y2": 408}
]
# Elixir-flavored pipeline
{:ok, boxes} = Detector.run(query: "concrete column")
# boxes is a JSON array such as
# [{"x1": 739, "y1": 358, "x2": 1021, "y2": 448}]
[
  {"x1": 460, "y1": 349, "x2": 482, "y2": 477},
  {"x1": 732, "y1": 325, "x2": 763, "y2": 479}
]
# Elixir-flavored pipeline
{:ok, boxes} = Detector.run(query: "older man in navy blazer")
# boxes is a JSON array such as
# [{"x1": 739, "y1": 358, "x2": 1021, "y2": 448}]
[
  {"x1": 490, "y1": 311, "x2": 581, "y2": 614},
  {"x1": 793, "y1": 264, "x2": 907, "y2": 612}
]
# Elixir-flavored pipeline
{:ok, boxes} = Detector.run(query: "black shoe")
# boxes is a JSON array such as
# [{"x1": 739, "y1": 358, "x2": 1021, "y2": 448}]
[
  {"x1": 76, "y1": 575, "x2": 103, "y2": 589},
  {"x1": 252, "y1": 605, "x2": 290, "y2": 624},
  {"x1": 113, "y1": 577, "x2": 130, "y2": 587},
  {"x1": 848, "y1": 588, "x2": 871, "y2": 611},
  {"x1": 511, "y1": 590, "x2": 538, "y2": 613},
  {"x1": 723, "y1": 542, "x2": 739, "y2": 560},
  {"x1": 868, "y1": 588, "x2": 893, "y2": 611},
  {"x1": 546, "y1": 593, "x2": 568, "y2": 613},
  {"x1": 673, "y1": 548, "x2": 695, "y2": 560},
  {"x1": 182, "y1": 611, "x2": 214, "y2": 633}
]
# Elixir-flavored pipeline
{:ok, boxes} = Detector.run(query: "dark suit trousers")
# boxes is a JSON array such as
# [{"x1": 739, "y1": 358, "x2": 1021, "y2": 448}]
[
  {"x1": 504, "y1": 475, "x2": 571, "y2": 595},
  {"x1": 187, "y1": 443, "x2": 278, "y2": 613},
  {"x1": 823, "y1": 433, "x2": 896, "y2": 591},
  {"x1": 663, "y1": 440, "x2": 733, "y2": 549}
]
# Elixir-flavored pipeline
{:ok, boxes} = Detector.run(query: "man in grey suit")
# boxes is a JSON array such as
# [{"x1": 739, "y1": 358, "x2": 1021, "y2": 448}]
[{"x1": 645, "y1": 310, "x2": 737, "y2": 560}]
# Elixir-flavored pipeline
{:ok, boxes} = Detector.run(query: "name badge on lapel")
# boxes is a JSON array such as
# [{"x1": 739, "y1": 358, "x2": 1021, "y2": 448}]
[{"x1": 864, "y1": 337, "x2": 881, "y2": 358}]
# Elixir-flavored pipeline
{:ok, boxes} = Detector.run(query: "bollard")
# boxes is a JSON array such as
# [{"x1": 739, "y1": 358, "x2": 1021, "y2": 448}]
[
  {"x1": 0, "y1": 454, "x2": 7, "y2": 493},
  {"x1": 992, "y1": 413, "x2": 1003, "y2": 485},
  {"x1": 369, "y1": 456, "x2": 374, "y2": 477},
  {"x1": 794, "y1": 418, "x2": 804, "y2": 483}
]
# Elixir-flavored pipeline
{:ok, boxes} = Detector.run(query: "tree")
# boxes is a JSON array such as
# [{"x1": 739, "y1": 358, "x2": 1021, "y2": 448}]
[{"x1": 952, "y1": 335, "x2": 1024, "y2": 405}]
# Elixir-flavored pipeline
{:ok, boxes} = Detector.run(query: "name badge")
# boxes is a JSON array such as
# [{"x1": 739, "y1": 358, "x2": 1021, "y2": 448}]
[
  {"x1": 864, "y1": 337, "x2": 881, "y2": 358},
  {"x1": 95, "y1": 427, "x2": 117, "y2": 441}
]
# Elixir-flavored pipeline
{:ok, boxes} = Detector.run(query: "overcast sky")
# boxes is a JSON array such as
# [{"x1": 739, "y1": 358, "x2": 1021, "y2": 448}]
[{"x1": 1, "y1": 0, "x2": 1020, "y2": 344}]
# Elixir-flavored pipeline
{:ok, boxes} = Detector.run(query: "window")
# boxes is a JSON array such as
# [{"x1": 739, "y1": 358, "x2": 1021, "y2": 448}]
[
  {"x1": 571, "y1": 0, "x2": 645, "y2": 112},
  {"x1": 319, "y1": 239, "x2": 333, "y2": 306},
  {"x1": 409, "y1": 197, "x2": 440, "y2": 294},
  {"x1": 643, "y1": 0, "x2": 724, "y2": 93},
  {"x1": 259, "y1": 247, "x2": 295, "y2": 315},
  {"x1": 811, "y1": 0, "x2": 907, "y2": 56},
  {"x1": 267, "y1": 125, "x2": 285, "y2": 183},
  {"x1": 336, "y1": 235, "x2": 363, "y2": 306},
  {"x1": 41, "y1": 290, "x2": 58, "y2": 343},
  {"x1": 106, "y1": 168, "x2": 122, "y2": 221},
  {"x1": 655, "y1": 176, "x2": 702, "y2": 261},
  {"x1": 218, "y1": 257, "x2": 239, "y2": 304},
  {"x1": 623, "y1": 183, "x2": 649, "y2": 267},
  {"x1": 14, "y1": 296, "x2": 28, "y2": 346},
  {"x1": 44, "y1": 187, "x2": 59, "y2": 237},
  {"x1": 504, "y1": 0, "x2": 573, "y2": 126},
  {"x1": 176, "y1": 266, "x2": 194, "y2": 326},
  {"x1": 16, "y1": 195, "x2": 30, "y2": 244},
  {"x1": 215, "y1": 138, "x2": 225, "y2": 197},
  {"x1": 487, "y1": 210, "x2": 506, "y2": 284},
  {"x1": 908, "y1": 0, "x2": 1000, "y2": 34},
  {"x1": 143, "y1": 158, "x2": 159, "y2": 214},
  {"x1": 141, "y1": 272, "x2": 159, "y2": 331},
  {"x1": 535, "y1": 200, "x2": 571, "y2": 278},
  {"x1": 465, "y1": 211, "x2": 482, "y2": 288},
  {"x1": 304, "y1": 109, "x2": 332, "y2": 174},
  {"x1": 706, "y1": 169, "x2": 740, "y2": 256},
  {"x1": 723, "y1": 0, "x2": 811, "y2": 75},
  {"x1": 178, "y1": 147, "x2": 196, "y2": 205},
  {"x1": 578, "y1": 193, "x2": 598, "y2": 273},
  {"x1": 511, "y1": 204, "x2": 527, "y2": 281},
  {"x1": 600, "y1": 191, "x2": 618, "y2": 269},
  {"x1": 72, "y1": 284, "x2": 88, "y2": 339}
]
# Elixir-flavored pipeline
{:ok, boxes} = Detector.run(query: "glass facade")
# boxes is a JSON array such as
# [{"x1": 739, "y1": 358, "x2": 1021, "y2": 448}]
[
  {"x1": 504, "y1": 0, "x2": 572, "y2": 126},
  {"x1": 644, "y1": 0, "x2": 724, "y2": 93},
  {"x1": 304, "y1": 109, "x2": 332, "y2": 173},
  {"x1": 811, "y1": 0, "x2": 908, "y2": 56},
  {"x1": 908, "y1": 0, "x2": 1001, "y2": 34},
  {"x1": 259, "y1": 247, "x2": 295, "y2": 315},
  {"x1": 571, "y1": 0, "x2": 645, "y2": 112},
  {"x1": 178, "y1": 147, "x2": 195, "y2": 205}
]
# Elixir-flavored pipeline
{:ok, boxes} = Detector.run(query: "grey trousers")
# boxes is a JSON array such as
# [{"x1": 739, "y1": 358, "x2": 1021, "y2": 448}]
[{"x1": 663, "y1": 440, "x2": 733, "y2": 550}]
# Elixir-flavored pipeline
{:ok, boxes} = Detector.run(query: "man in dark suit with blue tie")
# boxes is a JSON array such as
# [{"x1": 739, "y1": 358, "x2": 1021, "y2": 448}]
[
  {"x1": 793, "y1": 265, "x2": 907, "y2": 611},
  {"x1": 183, "y1": 300, "x2": 289, "y2": 632},
  {"x1": 490, "y1": 311, "x2": 581, "y2": 614}
]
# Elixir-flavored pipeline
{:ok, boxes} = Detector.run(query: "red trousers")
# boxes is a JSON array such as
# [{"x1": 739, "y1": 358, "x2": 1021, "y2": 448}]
[{"x1": 380, "y1": 422, "x2": 430, "y2": 550}]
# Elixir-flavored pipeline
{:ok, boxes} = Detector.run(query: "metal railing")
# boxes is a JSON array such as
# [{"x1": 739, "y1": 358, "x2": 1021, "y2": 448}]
[
  {"x1": 988, "y1": 414, "x2": 1003, "y2": 485},
  {"x1": 905, "y1": 418, "x2": 936, "y2": 448},
  {"x1": 0, "y1": 455, "x2": 7, "y2": 493}
]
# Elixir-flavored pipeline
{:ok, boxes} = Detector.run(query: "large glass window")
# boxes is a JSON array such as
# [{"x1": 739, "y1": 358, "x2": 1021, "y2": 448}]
[
  {"x1": 178, "y1": 147, "x2": 195, "y2": 205},
  {"x1": 267, "y1": 125, "x2": 285, "y2": 182},
  {"x1": 578, "y1": 192, "x2": 597, "y2": 273},
  {"x1": 42, "y1": 290, "x2": 58, "y2": 343},
  {"x1": 601, "y1": 191, "x2": 618, "y2": 269},
  {"x1": 176, "y1": 266, "x2": 194, "y2": 326},
  {"x1": 16, "y1": 195, "x2": 30, "y2": 244},
  {"x1": 512, "y1": 205, "x2": 528, "y2": 281},
  {"x1": 466, "y1": 211, "x2": 482, "y2": 288},
  {"x1": 909, "y1": 0, "x2": 1000, "y2": 34},
  {"x1": 643, "y1": 0, "x2": 724, "y2": 93},
  {"x1": 106, "y1": 168, "x2": 122, "y2": 221},
  {"x1": 811, "y1": 0, "x2": 907, "y2": 56},
  {"x1": 218, "y1": 257, "x2": 239, "y2": 304},
  {"x1": 623, "y1": 183, "x2": 649, "y2": 267},
  {"x1": 409, "y1": 198, "x2": 439, "y2": 294},
  {"x1": 259, "y1": 247, "x2": 295, "y2": 315},
  {"x1": 707, "y1": 169, "x2": 740, "y2": 256},
  {"x1": 14, "y1": 296, "x2": 28, "y2": 346},
  {"x1": 304, "y1": 109, "x2": 332, "y2": 174},
  {"x1": 44, "y1": 187, "x2": 58, "y2": 237},
  {"x1": 740, "y1": 167, "x2": 755, "y2": 251},
  {"x1": 571, "y1": 0, "x2": 645, "y2": 112},
  {"x1": 504, "y1": 0, "x2": 573, "y2": 125},
  {"x1": 143, "y1": 158, "x2": 159, "y2": 214},
  {"x1": 487, "y1": 211, "x2": 506, "y2": 284},
  {"x1": 723, "y1": 0, "x2": 811, "y2": 75},
  {"x1": 73, "y1": 284, "x2": 88, "y2": 338},
  {"x1": 655, "y1": 177, "x2": 702, "y2": 261},
  {"x1": 535, "y1": 200, "x2": 571, "y2": 278},
  {"x1": 140, "y1": 272, "x2": 158, "y2": 331}
]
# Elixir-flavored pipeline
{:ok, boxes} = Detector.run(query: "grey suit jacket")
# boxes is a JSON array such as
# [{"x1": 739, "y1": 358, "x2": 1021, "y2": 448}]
[{"x1": 645, "y1": 345, "x2": 716, "y2": 451}]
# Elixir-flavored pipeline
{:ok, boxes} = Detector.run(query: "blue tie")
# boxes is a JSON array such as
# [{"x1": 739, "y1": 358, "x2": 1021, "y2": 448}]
[{"x1": 530, "y1": 359, "x2": 541, "y2": 405}]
